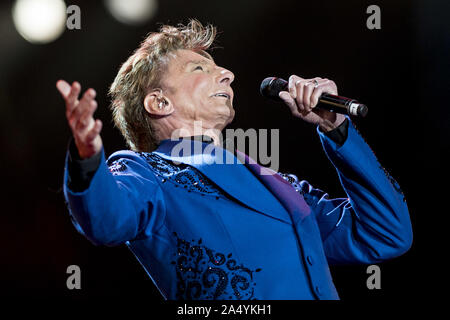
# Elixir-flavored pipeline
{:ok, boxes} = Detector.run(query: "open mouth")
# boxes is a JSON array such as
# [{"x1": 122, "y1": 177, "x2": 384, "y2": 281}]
[{"x1": 212, "y1": 92, "x2": 231, "y2": 99}]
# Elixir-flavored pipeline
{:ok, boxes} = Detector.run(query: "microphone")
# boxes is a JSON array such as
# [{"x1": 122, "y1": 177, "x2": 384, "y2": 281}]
[{"x1": 260, "y1": 77, "x2": 368, "y2": 117}]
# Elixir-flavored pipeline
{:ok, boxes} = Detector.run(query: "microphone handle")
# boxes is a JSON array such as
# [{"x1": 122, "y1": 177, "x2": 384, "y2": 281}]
[
  {"x1": 318, "y1": 93, "x2": 368, "y2": 117},
  {"x1": 276, "y1": 80, "x2": 369, "y2": 117}
]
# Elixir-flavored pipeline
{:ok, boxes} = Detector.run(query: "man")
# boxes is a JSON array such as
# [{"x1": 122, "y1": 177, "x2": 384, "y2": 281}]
[{"x1": 57, "y1": 20, "x2": 412, "y2": 300}]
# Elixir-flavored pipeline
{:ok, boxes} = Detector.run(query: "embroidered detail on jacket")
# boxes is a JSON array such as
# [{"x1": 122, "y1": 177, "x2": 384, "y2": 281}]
[
  {"x1": 138, "y1": 152, "x2": 226, "y2": 198},
  {"x1": 107, "y1": 159, "x2": 128, "y2": 174},
  {"x1": 171, "y1": 232, "x2": 261, "y2": 300},
  {"x1": 278, "y1": 173, "x2": 304, "y2": 194},
  {"x1": 278, "y1": 172, "x2": 315, "y2": 206},
  {"x1": 379, "y1": 165, "x2": 406, "y2": 202}
]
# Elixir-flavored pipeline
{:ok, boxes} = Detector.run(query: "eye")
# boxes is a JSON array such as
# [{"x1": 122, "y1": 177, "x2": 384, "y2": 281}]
[{"x1": 193, "y1": 65, "x2": 204, "y2": 71}]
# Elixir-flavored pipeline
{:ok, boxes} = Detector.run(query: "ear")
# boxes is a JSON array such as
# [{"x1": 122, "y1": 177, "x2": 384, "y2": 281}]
[{"x1": 143, "y1": 90, "x2": 174, "y2": 116}]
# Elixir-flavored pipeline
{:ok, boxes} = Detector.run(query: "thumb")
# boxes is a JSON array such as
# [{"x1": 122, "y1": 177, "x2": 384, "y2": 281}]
[{"x1": 278, "y1": 91, "x2": 293, "y2": 103}]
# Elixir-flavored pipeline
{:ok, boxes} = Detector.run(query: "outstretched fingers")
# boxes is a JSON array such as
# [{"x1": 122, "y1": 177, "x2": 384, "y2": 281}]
[
  {"x1": 72, "y1": 88, "x2": 96, "y2": 132},
  {"x1": 57, "y1": 79, "x2": 103, "y2": 158}
]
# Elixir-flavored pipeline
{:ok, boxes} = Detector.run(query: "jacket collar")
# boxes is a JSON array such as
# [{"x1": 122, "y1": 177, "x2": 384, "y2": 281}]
[{"x1": 154, "y1": 138, "x2": 292, "y2": 224}]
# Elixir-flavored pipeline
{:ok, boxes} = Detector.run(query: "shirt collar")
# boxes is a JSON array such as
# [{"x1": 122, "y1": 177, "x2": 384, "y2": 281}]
[
  {"x1": 159, "y1": 134, "x2": 236, "y2": 152},
  {"x1": 181, "y1": 135, "x2": 214, "y2": 144}
]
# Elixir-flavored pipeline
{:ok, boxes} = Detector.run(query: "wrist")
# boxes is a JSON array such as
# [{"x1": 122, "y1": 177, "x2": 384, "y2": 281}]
[
  {"x1": 75, "y1": 141, "x2": 102, "y2": 160},
  {"x1": 74, "y1": 135, "x2": 102, "y2": 160},
  {"x1": 319, "y1": 113, "x2": 346, "y2": 132}
]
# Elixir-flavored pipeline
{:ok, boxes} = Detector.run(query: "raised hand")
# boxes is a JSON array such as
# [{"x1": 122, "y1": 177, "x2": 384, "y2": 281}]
[{"x1": 56, "y1": 80, "x2": 103, "y2": 159}]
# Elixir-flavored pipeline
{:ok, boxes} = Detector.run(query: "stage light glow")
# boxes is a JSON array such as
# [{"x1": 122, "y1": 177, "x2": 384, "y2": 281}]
[
  {"x1": 12, "y1": 0, "x2": 67, "y2": 44},
  {"x1": 105, "y1": 0, "x2": 158, "y2": 25}
]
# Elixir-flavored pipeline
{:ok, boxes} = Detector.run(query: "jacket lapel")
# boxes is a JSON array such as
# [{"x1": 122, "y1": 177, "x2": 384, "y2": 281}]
[
  {"x1": 236, "y1": 150, "x2": 311, "y2": 224},
  {"x1": 153, "y1": 138, "x2": 292, "y2": 224}
]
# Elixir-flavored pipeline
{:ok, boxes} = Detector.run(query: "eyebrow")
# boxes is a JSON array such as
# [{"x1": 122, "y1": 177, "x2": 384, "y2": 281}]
[{"x1": 184, "y1": 59, "x2": 215, "y2": 68}]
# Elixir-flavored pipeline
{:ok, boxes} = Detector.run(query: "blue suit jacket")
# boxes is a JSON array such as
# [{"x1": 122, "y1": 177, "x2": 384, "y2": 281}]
[{"x1": 63, "y1": 119, "x2": 412, "y2": 300}]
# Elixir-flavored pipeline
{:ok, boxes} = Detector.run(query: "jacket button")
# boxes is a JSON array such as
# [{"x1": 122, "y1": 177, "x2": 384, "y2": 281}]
[{"x1": 307, "y1": 255, "x2": 314, "y2": 265}]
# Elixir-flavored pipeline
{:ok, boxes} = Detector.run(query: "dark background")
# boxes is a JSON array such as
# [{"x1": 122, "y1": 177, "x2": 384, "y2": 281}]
[{"x1": 0, "y1": 0, "x2": 447, "y2": 304}]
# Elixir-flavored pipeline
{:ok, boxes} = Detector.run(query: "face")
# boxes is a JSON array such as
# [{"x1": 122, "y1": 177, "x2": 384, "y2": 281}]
[{"x1": 159, "y1": 49, "x2": 235, "y2": 131}]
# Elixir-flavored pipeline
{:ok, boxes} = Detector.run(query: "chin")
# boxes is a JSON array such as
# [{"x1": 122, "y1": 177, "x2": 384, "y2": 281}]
[
  {"x1": 221, "y1": 104, "x2": 235, "y2": 125},
  {"x1": 215, "y1": 104, "x2": 235, "y2": 126},
  {"x1": 227, "y1": 108, "x2": 235, "y2": 124}
]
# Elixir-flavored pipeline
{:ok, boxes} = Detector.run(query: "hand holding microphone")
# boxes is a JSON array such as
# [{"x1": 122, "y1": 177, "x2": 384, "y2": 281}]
[{"x1": 260, "y1": 75, "x2": 368, "y2": 131}]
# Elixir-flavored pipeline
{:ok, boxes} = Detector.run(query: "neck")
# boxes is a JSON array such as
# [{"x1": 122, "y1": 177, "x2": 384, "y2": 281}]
[{"x1": 158, "y1": 119, "x2": 224, "y2": 146}]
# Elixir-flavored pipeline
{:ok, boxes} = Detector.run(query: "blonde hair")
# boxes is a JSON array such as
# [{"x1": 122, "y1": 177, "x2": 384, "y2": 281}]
[{"x1": 108, "y1": 19, "x2": 217, "y2": 152}]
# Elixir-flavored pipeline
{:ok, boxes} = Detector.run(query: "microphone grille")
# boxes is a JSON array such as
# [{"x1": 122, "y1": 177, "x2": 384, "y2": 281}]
[{"x1": 260, "y1": 77, "x2": 287, "y2": 100}]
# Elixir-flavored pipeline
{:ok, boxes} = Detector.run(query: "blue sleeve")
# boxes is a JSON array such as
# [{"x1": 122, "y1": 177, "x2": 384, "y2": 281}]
[
  {"x1": 63, "y1": 148, "x2": 166, "y2": 247},
  {"x1": 303, "y1": 117, "x2": 413, "y2": 265}
]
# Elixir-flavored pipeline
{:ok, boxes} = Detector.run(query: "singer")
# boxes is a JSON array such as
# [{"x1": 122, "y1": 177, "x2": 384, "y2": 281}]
[{"x1": 57, "y1": 20, "x2": 412, "y2": 300}]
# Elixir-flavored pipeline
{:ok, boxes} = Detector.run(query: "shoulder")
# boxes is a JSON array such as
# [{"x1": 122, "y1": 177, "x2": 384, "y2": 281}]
[
  {"x1": 106, "y1": 150, "x2": 184, "y2": 177},
  {"x1": 105, "y1": 150, "x2": 154, "y2": 176}
]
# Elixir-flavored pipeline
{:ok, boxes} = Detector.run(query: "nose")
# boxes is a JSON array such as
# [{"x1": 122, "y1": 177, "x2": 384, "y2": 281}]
[{"x1": 217, "y1": 67, "x2": 235, "y2": 85}]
